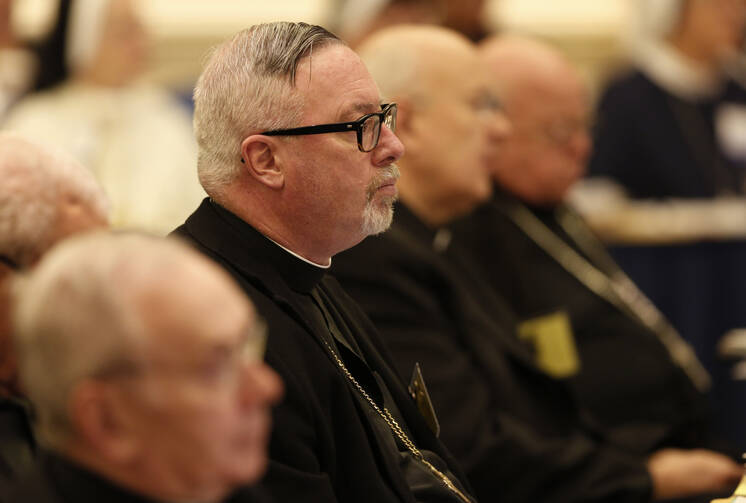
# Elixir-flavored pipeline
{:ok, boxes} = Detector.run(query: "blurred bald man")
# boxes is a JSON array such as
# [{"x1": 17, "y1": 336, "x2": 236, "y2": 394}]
[
  {"x1": 453, "y1": 34, "x2": 743, "y2": 499},
  {"x1": 334, "y1": 27, "x2": 744, "y2": 502},
  {"x1": 0, "y1": 133, "x2": 109, "y2": 494},
  {"x1": 7, "y1": 233, "x2": 282, "y2": 502}
]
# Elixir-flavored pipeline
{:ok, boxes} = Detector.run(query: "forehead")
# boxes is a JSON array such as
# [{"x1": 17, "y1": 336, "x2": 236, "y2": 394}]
[
  {"x1": 294, "y1": 44, "x2": 382, "y2": 121},
  {"x1": 425, "y1": 43, "x2": 484, "y2": 99},
  {"x1": 136, "y1": 266, "x2": 251, "y2": 356},
  {"x1": 509, "y1": 71, "x2": 587, "y2": 123}
]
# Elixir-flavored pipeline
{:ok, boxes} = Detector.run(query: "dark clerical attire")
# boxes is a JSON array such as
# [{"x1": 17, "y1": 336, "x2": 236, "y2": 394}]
[
  {"x1": 589, "y1": 69, "x2": 746, "y2": 198},
  {"x1": 4, "y1": 451, "x2": 270, "y2": 503},
  {"x1": 452, "y1": 190, "x2": 722, "y2": 454},
  {"x1": 332, "y1": 202, "x2": 653, "y2": 503},
  {"x1": 0, "y1": 395, "x2": 36, "y2": 499},
  {"x1": 173, "y1": 199, "x2": 473, "y2": 503}
]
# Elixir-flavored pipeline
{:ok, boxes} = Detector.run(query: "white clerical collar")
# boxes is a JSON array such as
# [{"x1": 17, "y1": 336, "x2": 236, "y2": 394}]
[
  {"x1": 635, "y1": 42, "x2": 724, "y2": 100},
  {"x1": 265, "y1": 236, "x2": 331, "y2": 269}
]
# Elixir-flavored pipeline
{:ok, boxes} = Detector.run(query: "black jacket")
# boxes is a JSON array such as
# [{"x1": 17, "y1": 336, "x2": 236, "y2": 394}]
[
  {"x1": 453, "y1": 192, "x2": 718, "y2": 453},
  {"x1": 3, "y1": 451, "x2": 271, "y2": 503},
  {"x1": 333, "y1": 202, "x2": 653, "y2": 503},
  {"x1": 0, "y1": 396, "x2": 36, "y2": 500},
  {"x1": 173, "y1": 199, "x2": 470, "y2": 503}
]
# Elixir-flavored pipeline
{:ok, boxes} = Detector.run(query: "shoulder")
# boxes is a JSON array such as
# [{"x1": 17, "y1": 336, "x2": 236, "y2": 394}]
[
  {"x1": 597, "y1": 68, "x2": 659, "y2": 109},
  {"x1": 2, "y1": 459, "x2": 60, "y2": 503}
]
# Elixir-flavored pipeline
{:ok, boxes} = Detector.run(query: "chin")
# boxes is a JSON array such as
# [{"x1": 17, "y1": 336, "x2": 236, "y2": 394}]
[{"x1": 233, "y1": 452, "x2": 269, "y2": 485}]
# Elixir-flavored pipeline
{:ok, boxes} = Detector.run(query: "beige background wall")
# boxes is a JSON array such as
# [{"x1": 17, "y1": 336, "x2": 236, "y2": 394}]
[{"x1": 13, "y1": 0, "x2": 636, "y2": 95}]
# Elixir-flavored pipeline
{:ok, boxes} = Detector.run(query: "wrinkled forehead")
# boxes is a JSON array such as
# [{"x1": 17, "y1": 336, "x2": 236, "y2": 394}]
[{"x1": 294, "y1": 44, "x2": 383, "y2": 122}]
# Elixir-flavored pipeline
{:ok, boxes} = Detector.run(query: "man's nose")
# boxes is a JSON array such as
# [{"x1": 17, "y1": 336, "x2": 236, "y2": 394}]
[
  {"x1": 373, "y1": 124, "x2": 405, "y2": 167},
  {"x1": 239, "y1": 362, "x2": 284, "y2": 408}
]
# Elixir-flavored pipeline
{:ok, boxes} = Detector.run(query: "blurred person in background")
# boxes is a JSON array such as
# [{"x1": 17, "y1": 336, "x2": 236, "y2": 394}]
[
  {"x1": 334, "y1": 0, "x2": 489, "y2": 47},
  {"x1": 0, "y1": 132, "x2": 109, "y2": 494},
  {"x1": 455, "y1": 35, "x2": 732, "y2": 467},
  {"x1": 2, "y1": 0, "x2": 204, "y2": 234},
  {"x1": 6, "y1": 233, "x2": 282, "y2": 502},
  {"x1": 588, "y1": 0, "x2": 746, "y2": 199},
  {"x1": 333, "y1": 25, "x2": 742, "y2": 503},
  {"x1": 0, "y1": 0, "x2": 37, "y2": 120}
]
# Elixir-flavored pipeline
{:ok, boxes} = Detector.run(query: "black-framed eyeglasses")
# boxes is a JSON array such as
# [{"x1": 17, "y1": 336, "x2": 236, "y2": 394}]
[{"x1": 261, "y1": 103, "x2": 397, "y2": 153}]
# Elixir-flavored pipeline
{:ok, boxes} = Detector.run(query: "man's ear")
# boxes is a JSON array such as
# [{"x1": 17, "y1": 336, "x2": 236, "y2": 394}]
[
  {"x1": 240, "y1": 135, "x2": 285, "y2": 190},
  {"x1": 68, "y1": 381, "x2": 140, "y2": 463}
]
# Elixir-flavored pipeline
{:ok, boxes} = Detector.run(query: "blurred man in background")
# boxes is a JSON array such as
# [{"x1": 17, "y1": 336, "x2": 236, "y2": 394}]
[
  {"x1": 0, "y1": 132, "x2": 108, "y2": 494},
  {"x1": 7, "y1": 233, "x2": 282, "y2": 502},
  {"x1": 457, "y1": 34, "x2": 724, "y2": 455}
]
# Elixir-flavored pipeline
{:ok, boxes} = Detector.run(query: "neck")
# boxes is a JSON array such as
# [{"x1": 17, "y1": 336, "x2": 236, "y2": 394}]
[{"x1": 215, "y1": 188, "x2": 334, "y2": 266}]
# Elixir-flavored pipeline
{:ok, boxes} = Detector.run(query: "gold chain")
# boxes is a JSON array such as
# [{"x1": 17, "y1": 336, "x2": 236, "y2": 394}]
[{"x1": 319, "y1": 337, "x2": 472, "y2": 503}]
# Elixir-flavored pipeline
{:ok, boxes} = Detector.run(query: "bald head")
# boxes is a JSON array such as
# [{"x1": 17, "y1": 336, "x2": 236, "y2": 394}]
[
  {"x1": 0, "y1": 133, "x2": 109, "y2": 268},
  {"x1": 480, "y1": 35, "x2": 591, "y2": 205},
  {"x1": 359, "y1": 25, "x2": 507, "y2": 225}
]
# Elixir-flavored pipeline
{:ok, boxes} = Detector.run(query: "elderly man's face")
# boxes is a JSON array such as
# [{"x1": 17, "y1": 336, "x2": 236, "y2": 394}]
[
  {"x1": 495, "y1": 71, "x2": 590, "y2": 205},
  {"x1": 280, "y1": 44, "x2": 405, "y2": 250},
  {"x1": 406, "y1": 44, "x2": 498, "y2": 214},
  {"x1": 111, "y1": 267, "x2": 282, "y2": 501}
]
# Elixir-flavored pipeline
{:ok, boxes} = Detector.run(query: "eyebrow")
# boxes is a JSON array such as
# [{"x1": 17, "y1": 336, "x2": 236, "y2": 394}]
[{"x1": 339, "y1": 102, "x2": 383, "y2": 121}]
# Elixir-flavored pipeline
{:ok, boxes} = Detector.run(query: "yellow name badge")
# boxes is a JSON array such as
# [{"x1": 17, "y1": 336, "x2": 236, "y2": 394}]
[{"x1": 518, "y1": 311, "x2": 580, "y2": 378}]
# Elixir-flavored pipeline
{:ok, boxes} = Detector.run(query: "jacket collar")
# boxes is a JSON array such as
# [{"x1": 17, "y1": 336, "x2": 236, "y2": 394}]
[{"x1": 184, "y1": 199, "x2": 326, "y2": 295}]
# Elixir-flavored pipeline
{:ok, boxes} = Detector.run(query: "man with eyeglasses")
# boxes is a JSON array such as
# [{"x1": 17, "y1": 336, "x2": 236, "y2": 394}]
[
  {"x1": 173, "y1": 21, "x2": 475, "y2": 503},
  {"x1": 332, "y1": 26, "x2": 744, "y2": 503},
  {"x1": 5, "y1": 232, "x2": 282, "y2": 503},
  {"x1": 454, "y1": 35, "x2": 742, "y2": 500}
]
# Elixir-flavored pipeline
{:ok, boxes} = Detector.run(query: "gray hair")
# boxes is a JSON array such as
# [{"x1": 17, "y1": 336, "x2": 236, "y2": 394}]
[
  {"x1": 12, "y1": 232, "x2": 215, "y2": 448},
  {"x1": 193, "y1": 22, "x2": 343, "y2": 200},
  {"x1": 0, "y1": 133, "x2": 109, "y2": 267}
]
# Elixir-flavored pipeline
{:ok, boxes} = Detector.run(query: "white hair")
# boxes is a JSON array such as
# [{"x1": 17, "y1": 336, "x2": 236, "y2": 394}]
[
  {"x1": 11, "y1": 232, "x2": 218, "y2": 448},
  {"x1": 0, "y1": 133, "x2": 109, "y2": 267},
  {"x1": 193, "y1": 22, "x2": 344, "y2": 201}
]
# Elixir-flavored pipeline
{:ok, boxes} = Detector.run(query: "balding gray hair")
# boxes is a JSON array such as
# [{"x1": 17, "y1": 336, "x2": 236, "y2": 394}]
[
  {"x1": 12, "y1": 232, "x2": 214, "y2": 448},
  {"x1": 193, "y1": 22, "x2": 343, "y2": 200},
  {"x1": 0, "y1": 133, "x2": 109, "y2": 267}
]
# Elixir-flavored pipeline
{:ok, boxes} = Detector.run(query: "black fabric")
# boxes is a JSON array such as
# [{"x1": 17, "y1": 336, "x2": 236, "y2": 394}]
[
  {"x1": 0, "y1": 396, "x2": 36, "y2": 498},
  {"x1": 6, "y1": 451, "x2": 159, "y2": 503},
  {"x1": 588, "y1": 69, "x2": 746, "y2": 198},
  {"x1": 3, "y1": 450, "x2": 273, "y2": 503},
  {"x1": 172, "y1": 198, "x2": 472, "y2": 503},
  {"x1": 453, "y1": 191, "x2": 724, "y2": 454},
  {"x1": 332, "y1": 202, "x2": 653, "y2": 503}
]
